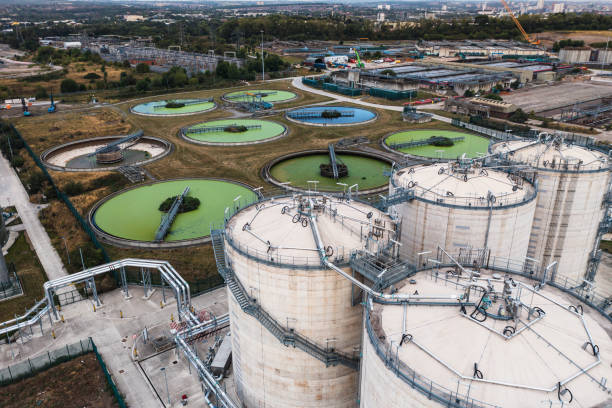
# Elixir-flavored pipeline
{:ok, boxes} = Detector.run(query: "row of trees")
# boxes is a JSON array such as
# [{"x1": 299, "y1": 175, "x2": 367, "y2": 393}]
[
  {"x1": 216, "y1": 13, "x2": 612, "y2": 43},
  {"x1": 3, "y1": 12, "x2": 611, "y2": 54}
]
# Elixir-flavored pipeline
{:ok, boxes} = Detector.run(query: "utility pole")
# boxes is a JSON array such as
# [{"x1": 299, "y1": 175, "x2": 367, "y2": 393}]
[
  {"x1": 261, "y1": 30, "x2": 265, "y2": 82},
  {"x1": 602, "y1": 36, "x2": 610, "y2": 70}
]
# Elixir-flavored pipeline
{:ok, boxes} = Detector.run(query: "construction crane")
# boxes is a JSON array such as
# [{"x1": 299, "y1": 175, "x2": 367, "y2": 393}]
[
  {"x1": 354, "y1": 49, "x2": 365, "y2": 69},
  {"x1": 500, "y1": 0, "x2": 540, "y2": 45}
]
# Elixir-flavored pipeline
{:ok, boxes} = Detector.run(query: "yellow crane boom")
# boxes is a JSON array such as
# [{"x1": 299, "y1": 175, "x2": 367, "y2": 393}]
[{"x1": 499, "y1": 0, "x2": 540, "y2": 45}]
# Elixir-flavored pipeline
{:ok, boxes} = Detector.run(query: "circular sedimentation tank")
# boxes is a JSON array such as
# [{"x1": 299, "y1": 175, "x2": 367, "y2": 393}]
[
  {"x1": 384, "y1": 129, "x2": 489, "y2": 159},
  {"x1": 224, "y1": 194, "x2": 394, "y2": 407},
  {"x1": 492, "y1": 139, "x2": 610, "y2": 282},
  {"x1": 41, "y1": 136, "x2": 172, "y2": 172},
  {"x1": 360, "y1": 268, "x2": 612, "y2": 407},
  {"x1": 390, "y1": 162, "x2": 537, "y2": 264},
  {"x1": 223, "y1": 89, "x2": 297, "y2": 103},
  {"x1": 130, "y1": 98, "x2": 216, "y2": 116},
  {"x1": 266, "y1": 151, "x2": 390, "y2": 193},
  {"x1": 90, "y1": 179, "x2": 257, "y2": 248},
  {"x1": 286, "y1": 106, "x2": 377, "y2": 126},
  {"x1": 181, "y1": 119, "x2": 287, "y2": 145}
]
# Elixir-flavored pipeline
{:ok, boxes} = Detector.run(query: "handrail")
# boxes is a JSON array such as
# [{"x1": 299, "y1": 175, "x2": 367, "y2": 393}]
[{"x1": 211, "y1": 230, "x2": 359, "y2": 369}]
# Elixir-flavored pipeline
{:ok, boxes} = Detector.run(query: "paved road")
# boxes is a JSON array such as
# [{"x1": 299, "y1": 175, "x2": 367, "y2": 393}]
[
  {"x1": 290, "y1": 77, "x2": 452, "y2": 123},
  {"x1": 0, "y1": 153, "x2": 67, "y2": 281}
]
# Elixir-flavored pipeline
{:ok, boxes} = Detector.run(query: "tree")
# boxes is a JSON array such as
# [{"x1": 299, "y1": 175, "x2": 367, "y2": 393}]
[
  {"x1": 509, "y1": 108, "x2": 529, "y2": 123},
  {"x1": 122, "y1": 60, "x2": 131, "y2": 68},
  {"x1": 34, "y1": 85, "x2": 48, "y2": 99},
  {"x1": 60, "y1": 78, "x2": 79, "y2": 93},
  {"x1": 136, "y1": 79, "x2": 150, "y2": 92},
  {"x1": 464, "y1": 89, "x2": 475, "y2": 97},
  {"x1": 135, "y1": 63, "x2": 150, "y2": 73}
]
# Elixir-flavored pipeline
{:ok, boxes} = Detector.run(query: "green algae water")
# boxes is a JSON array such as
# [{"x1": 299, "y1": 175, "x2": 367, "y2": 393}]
[
  {"x1": 385, "y1": 130, "x2": 489, "y2": 159},
  {"x1": 93, "y1": 179, "x2": 256, "y2": 242},
  {"x1": 270, "y1": 154, "x2": 389, "y2": 191},
  {"x1": 224, "y1": 89, "x2": 297, "y2": 103},
  {"x1": 184, "y1": 119, "x2": 285, "y2": 144}
]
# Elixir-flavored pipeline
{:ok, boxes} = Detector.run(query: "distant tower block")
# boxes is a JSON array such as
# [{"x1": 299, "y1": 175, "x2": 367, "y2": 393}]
[
  {"x1": 223, "y1": 194, "x2": 394, "y2": 407},
  {"x1": 390, "y1": 161, "x2": 537, "y2": 265},
  {"x1": 492, "y1": 138, "x2": 611, "y2": 282}
]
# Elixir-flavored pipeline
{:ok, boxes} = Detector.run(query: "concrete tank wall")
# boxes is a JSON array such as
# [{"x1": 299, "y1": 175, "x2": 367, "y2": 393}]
[
  {"x1": 528, "y1": 169, "x2": 609, "y2": 281},
  {"x1": 391, "y1": 197, "x2": 536, "y2": 265},
  {"x1": 226, "y1": 242, "x2": 361, "y2": 408},
  {"x1": 359, "y1": 324, "x2": 439, "y2": 408},
  {"x1": 389, "y1": 166, "x2": 536, "y2": 265}
]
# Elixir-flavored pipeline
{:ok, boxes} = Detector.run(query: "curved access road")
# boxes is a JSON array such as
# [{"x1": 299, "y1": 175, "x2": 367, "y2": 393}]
[{"x1": 290, "y1": 77, "x2": 451, "y2": 123}]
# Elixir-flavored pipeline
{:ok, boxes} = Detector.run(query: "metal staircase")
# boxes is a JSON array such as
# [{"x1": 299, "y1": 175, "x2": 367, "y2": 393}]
[
  {"x1": 328, "y1": 143, "x2": 339, "y2": 180},
  {"x1": 210, "y1": 230, "x2": 359, "y2": 370},
  {"x1": 372, "y1": 188, "x2": 415, "y2": 211}
]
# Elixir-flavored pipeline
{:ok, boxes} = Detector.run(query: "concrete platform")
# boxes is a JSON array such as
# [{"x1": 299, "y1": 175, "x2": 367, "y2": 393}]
[{"x1": 0, "y1": 284, "x2": 229, "y2": 408}]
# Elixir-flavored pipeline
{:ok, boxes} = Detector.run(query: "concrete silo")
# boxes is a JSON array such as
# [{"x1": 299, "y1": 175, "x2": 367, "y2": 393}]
[
  {"x1": 221, "y1": 194, "x2": 394, "y2": 408},
  {"x1": 492, "y1": 139, "x2": 610, "y2": 282},
  {"x1": 389, "y1": 161, "x2": 537, "y2": 266}
]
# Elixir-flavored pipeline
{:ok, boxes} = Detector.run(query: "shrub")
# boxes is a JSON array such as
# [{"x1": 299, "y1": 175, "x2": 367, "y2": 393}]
[
  {"x1": 464, "y1": 89, "x2": 475, "y2": 97},
  {"x1": 63, "y1": 181, "x2": 85, "y2": 196},
  {"x1": 135, "y1": 63, "x2": 150, "y2": 73},
  {"x1": 483, "y1": 93, "x2": 503, "y2": 101},
  {"x1": 11, "y1": 155, "x2": 24, "y2": 168},
  {"x1": 159, "y1": 196, "x2": 201, "y2": 213},
  {"x1": 321, "y1": 110, "x2": 341, "y2": 119},
  {"x1": 27, "y1": 171, "x2": 46, "y2": 194},
  {"x1": 165, "y1": 101, "x2": 185, "y2": 109},
  {"x1": 224, "y1": 125, "x2": 248, "y2": 133},
  {"x1": 83, "y1": 72, "x2": 101, "y2": 80},
  {"x1": 34, "y1": 85, "x2": 48, "y2": 99},
  {"x1": 60, "y1": 78, "x2": 79, "y2": 93},
  {"x1": 429, "y1": 136, "x2": 454, "y2": 147},
  {"x1": 381, "y1": 69, "x2": 396, "y2": 77},
  {"x1": 509, "y1": 108, "x2": 529, "y2": 124}
]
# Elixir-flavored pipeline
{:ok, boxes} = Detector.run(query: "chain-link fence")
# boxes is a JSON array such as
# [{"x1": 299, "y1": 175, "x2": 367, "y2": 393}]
[
  {"x1": 0, "y1": 338, "x2": 93, "y2": 385},
  {"x1": 0, "y1": 337, "x2": 127, "y2": 407},
  {"x1": 8, "y1": 125, "x2": 111, "y2": 266}
]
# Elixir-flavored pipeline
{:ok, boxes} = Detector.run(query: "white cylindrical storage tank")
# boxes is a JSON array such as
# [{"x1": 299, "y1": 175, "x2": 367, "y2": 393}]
[
  {"x1": 389, "y1": 162, "x2": 537, "y2": 266},
  {"x1": 360, "y1": 269, "x2": 612, "y2": 407},
  {"x1": 224, "y1": 194, "x2": 394, "y2": 408},
  {"x1": 492, "y1": 140, "x2": 610, "y2": 282}
]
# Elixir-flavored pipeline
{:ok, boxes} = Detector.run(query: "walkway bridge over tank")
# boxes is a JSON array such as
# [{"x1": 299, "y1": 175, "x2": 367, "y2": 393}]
[{"x1": 86, "y1": 130, "x2": 144, "y2": 157}]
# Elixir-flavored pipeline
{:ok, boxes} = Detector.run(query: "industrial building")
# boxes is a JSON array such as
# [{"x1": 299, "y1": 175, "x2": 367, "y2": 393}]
[
  {"x1": 416, "y1": 40, "x2": 547, "y2": 59},
  {"x1": 330, "y1": 63, "x2": 516, "y2": 96},
  {"x1": 492, "y1": 137, "x2": 611, "y2": 282},
  {"x1": 389, "y1": 162, "x2": 537, "y2": 265}
]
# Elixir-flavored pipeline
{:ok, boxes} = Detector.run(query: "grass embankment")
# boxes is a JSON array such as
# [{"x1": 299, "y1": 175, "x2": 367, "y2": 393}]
[
  {"x1": 0, "y1": 352, "x2": 119, "y2": 408},
  {"x1": 0, "y1": 233, "x2": 47, "y2": 322},
  {"x1": 9, "y1": 79, "x2": 464, "y2": 282}
]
